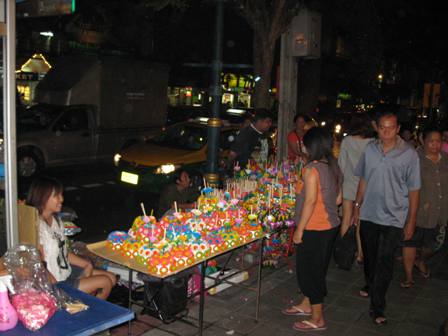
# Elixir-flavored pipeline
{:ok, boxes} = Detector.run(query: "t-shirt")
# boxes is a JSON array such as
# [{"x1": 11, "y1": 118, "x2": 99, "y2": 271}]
[
  {"x1": 230, "y1": 124, "x2": 265, "y2": 168},
  {"x1": 338, "y1": 136, "x2": 372, "y2": 201},
  {"x1": 157, "y1": 184, "x2": 199, "y2": 218},
  {"x1": 287, "y1": 130, "x2": 305, "y2": 160},
  {"x1": 416, "y1": 150, "x2": 448, "y2": 228},
  {"x1": 39, "y1": 216, "x2": 71, "y2": 282},
  {"x1": 355, "y1": 137, "x2": 421, "y2": 228}
]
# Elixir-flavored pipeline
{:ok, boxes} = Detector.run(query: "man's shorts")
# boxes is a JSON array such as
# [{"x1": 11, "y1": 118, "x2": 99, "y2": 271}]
[{"x1": 401, "y1": 227, "x2": 438, "y2": 249}]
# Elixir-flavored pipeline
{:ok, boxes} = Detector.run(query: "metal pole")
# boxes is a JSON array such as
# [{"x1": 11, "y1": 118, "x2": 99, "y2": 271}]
[
  {"x1": 205, "y1": 0, "x2": 224, "y2": 187},
  {"x1": 3, "y1": 0, "x2": 18, "y2": 248}
]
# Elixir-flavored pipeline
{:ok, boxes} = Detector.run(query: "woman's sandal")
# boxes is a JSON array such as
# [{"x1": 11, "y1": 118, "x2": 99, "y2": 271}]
[
  {"x1": 400, "y1": 280, "x2": 415, "y2": 289},
  {"x1": 293, "y1": 320, "x2": 327, "y2": 332},
  {"x1": 281, "y1": 306, "x2": 312, "y2": 316}
]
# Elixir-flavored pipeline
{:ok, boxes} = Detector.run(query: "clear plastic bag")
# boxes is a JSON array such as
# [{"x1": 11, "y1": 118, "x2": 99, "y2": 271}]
[{"x1": 3, "y1": 244, "x2": 58, "y2": 331}]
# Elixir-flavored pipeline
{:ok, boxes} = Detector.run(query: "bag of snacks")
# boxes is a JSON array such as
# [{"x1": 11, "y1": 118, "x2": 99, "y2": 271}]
[{"x1": 3, "y1": 244, "x2": 57, "y2": 331}]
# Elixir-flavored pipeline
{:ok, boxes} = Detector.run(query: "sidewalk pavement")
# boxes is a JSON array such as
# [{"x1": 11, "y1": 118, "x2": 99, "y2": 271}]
[{"x1": 137, "y1": 243, "x2": 447, "y2": 336}]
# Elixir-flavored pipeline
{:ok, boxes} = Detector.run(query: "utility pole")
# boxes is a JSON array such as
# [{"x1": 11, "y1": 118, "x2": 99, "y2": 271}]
[{"x1": 205, "y1": 0, "x2": 224, "y2": 187}]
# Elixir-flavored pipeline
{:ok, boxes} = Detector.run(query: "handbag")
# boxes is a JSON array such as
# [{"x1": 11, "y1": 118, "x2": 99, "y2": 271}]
[{"x1": 333, "y1": 225, "x2": 357, "y2": 271}]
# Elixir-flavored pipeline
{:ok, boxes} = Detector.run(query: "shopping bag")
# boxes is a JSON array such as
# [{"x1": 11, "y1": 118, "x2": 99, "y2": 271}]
[{"x1": 333, "y1": 225, "x2": 357, "y2": 271}]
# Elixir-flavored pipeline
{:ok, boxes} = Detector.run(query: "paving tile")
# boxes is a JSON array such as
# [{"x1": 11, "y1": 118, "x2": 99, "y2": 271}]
[
  {"x1": 391, "y1": 322, "x2": 439, "y2": 336},
  {"x1": 323, "y1": 305, "x2": 364, "y2": 325},
  {"x1": 248, "y1": 322, "x2": 297, "y2": 336},
  {"x1": 216, "y1": 315, "x2": 261, "y2": 334},
  {"x1": 188, "y1": 301, "x2": 233, "y2": 324},
  {"x1": 332, "y1": 295, "x2": 371, "y2": 311},
  {"x1": 405, "y1": 306, "x2": 448, "y2": 329},
  {"x1": 343, "y1": 326, "x2": 384, "y2": 336},
  {"x1": 351, "y1": 312, "x2": 399, "y2": 335}
]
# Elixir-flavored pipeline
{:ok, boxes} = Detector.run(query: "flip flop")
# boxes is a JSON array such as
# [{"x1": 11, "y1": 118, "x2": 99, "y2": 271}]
[
  {"x1": 414, "y1": 263, "x2": 431, "y2": 279},
  {"x1": 281, "y1": 306, "x2": 312, "y2": 316},
  {"x1": 359, "y1": 286, "x2": 369, "y2": 298},
  {"x1": 373, "y1": 316, "x2": 387, "y2": 325},
  {"x1": 293, "y1": 320, "x2": 327, "y2": 332},
  {"x1": 400, "y1": 280, "x2": 415, "y2": 288}
]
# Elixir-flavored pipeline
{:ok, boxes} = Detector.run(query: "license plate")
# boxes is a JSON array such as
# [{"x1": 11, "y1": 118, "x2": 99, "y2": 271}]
[{"x1": 121, "y1": 171, "x2": 139, "y2": 185}]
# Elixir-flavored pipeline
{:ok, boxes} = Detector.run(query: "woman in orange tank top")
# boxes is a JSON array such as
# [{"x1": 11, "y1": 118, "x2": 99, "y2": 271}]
[{"x1": 282, "y1": 127, "x2": 342, "y2": 332}]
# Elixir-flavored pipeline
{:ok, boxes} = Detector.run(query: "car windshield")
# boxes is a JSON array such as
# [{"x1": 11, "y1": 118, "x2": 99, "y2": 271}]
[
  {"x1": 149, "y1": 124, "x2": 207, "y2": 150},
  {"x1": 17, "y1": 105, "x2": 62, "y2": 132}
]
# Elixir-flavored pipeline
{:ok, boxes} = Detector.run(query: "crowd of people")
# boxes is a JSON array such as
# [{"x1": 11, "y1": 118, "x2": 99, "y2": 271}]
[{"x1": 277, "y1": 107, "x2": 447, "y2": 332}]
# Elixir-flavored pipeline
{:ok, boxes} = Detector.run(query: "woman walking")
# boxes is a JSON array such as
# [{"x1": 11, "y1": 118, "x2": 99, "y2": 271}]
[
  {"x1": 401, "y1": 128, "x2": 448, "y2": 288},
  {"x1": 338, "y1": 114, "x2": 374, "y2": 266}
]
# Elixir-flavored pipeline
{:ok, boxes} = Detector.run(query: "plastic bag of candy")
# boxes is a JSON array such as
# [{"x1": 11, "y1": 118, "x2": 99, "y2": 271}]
[{"x1": 3, "y1": 244, "x2": 58, "y2": 331}]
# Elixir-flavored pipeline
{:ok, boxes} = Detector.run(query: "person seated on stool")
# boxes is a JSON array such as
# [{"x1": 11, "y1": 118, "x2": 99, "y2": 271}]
[
  {"x1": 157, "y1": 169, "x2": 199, "y2": 219},
  {"x1": 26, "y1": 176, "x2": 117, "y2": 300}
]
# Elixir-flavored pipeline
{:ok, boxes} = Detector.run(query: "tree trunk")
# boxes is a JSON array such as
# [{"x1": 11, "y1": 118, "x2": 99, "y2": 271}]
[{"x1": 253, "y1": 32, "x2": 275, "y2": 109}]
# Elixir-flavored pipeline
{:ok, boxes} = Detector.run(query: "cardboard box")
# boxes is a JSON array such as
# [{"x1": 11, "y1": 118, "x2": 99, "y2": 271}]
[{"x1": 18, "y1": 203, "x2": 39, "y2": 247}]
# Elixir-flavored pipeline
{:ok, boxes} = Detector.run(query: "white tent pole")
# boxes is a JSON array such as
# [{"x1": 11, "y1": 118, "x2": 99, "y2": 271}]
[{"x1": 3, "y1": 0, "x2": 18, "y2": 248}]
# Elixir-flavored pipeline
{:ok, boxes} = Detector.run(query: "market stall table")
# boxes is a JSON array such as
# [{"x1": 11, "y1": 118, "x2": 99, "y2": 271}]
[
  {"x1": 1, "y1": 282, "x2": 134, "y2": 336},
  {"x1": 88, "y1": 236, "x2": 264, "y2": 336}
]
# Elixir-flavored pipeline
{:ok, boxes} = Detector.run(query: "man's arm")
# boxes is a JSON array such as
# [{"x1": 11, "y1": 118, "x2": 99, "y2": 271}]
[
  {"x1": 403, "y1": 190, "x2": 419, "y2": 240},
  {"x1": 352, "y1": 177, "x2": 367, "y2": 226}
]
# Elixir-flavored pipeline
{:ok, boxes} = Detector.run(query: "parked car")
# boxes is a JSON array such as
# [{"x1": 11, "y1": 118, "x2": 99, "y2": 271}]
[
  {"x1": 10, "y1": 103, "x2": 161, "y2": 177},
  {"x1": 115, "y1": 119, "x2": 240, "y2": 191}
]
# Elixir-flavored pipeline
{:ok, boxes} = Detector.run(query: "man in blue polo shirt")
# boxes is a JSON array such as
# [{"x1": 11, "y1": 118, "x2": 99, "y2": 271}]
[{"x1": 353, "y1": 108, "x2": 420, "y2": 325}]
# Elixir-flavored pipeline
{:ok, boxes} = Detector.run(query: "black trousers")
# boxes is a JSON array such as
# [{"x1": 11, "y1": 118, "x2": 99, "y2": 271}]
[
  {"x1": 296, "y1": 226, "x2": 339, "y2": 305},
  {"x1": 360, "y1": 220, "x2": 402, "y2": 316}
]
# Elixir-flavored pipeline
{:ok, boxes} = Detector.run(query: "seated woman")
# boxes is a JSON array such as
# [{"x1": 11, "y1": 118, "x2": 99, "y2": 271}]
[{"x1": 26, "y1": 176, "x2": 116, "y2": 299}]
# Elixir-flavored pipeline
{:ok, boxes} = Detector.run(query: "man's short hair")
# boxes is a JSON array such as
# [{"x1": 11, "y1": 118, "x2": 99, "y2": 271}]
[
  {"x1": 252, "y1": 108, "x2": 272, "y2": 123},
  {"x1": 374, "y1": 105, "x2": 399, "y2": 125},
  {"x1": 173, "y1": 169, "x2": 189, "y2": 183}
]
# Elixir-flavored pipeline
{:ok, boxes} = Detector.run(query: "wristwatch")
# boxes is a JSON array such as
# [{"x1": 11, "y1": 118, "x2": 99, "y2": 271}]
[{"x1": 354, "y1": 202, "x2": 362, "y2": 208}]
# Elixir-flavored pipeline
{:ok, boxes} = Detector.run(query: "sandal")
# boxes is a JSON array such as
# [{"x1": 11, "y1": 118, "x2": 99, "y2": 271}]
[
  {"x1": 293, "y1": 320, "x2": 327, "y2": 332},
  {"x1": 414, "y1": 262, "x2": 431, "y2": 279},
  {"x1": 373, "y1": 316, "x2": 387, "y2": 325},
  {"x1": 281, "y1": 306, "x2": 312, "y2": 316},
  {"x1": 400, "y1": 280, "x2": 415, "y2": 288},
  {"x1": 359, "y1": 286, "x2": 369, "y2": 298}
]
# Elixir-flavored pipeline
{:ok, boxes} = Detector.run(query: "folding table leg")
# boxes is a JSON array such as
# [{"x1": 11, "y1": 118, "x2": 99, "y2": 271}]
[
  {"x1": 255, "y1": 238, "x2": 264, "y2": 321},
  {"x1": 128, "y1": 268, "x2": 133, "y2": 336},
  {"x1": 198, "y1": 260, "x2": 207, "y2": 336}
]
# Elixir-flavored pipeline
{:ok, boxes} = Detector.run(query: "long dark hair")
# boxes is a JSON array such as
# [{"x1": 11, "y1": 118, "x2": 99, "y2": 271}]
[
  {"x1": 303, "y1": 127, "x2": 340, "y2": 187},
  {"x1": 26, "y1": 176, "x2": 63, "y2": 214}
]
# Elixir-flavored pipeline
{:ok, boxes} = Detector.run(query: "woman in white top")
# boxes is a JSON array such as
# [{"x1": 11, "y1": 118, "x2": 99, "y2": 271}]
[
  {"x1": 26, "y1": 176, "x2": 116, "y2": 299},
  {"x1": 338, "y1": 113, "x2": 375, "y2": 266}
]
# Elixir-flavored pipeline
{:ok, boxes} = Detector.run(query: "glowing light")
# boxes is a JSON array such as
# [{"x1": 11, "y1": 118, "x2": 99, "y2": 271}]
[{"x1": 40, "y1": 31, "x2": 54, "y2": 37}]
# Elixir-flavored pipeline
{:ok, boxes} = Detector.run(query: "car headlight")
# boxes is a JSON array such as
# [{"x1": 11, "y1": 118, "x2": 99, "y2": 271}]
[
  {"x1": 154, "y1": 164, "x2": 180, "y2": 175},
  {"x1": 113, "y1": 153, "x2": 122, "y2": 167}
]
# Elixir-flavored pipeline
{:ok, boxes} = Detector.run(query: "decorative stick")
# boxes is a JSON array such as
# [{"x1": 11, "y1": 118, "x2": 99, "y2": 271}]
[
  {"x1": 174, "y1": 201, "x2": 178, "y2": 213},
  {"x1": 140, "y1": 202, "x2": 147, "y2": 217}
]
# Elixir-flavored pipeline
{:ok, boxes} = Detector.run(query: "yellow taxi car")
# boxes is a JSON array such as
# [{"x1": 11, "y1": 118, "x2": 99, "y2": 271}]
[{"x1": 114, "y1": 118, "x2": 240, "y2": 190}]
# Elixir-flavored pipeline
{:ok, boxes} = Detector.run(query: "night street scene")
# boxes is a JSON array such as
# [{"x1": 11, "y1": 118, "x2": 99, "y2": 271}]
[{"x1": 1, "y1": 0, "x2": 448, "y2": 335}]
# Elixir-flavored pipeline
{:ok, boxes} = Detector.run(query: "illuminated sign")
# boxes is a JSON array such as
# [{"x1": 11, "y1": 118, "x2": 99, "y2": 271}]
[{"x1": 17, "y1": 0, "x2": 75, "y2": 18}]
